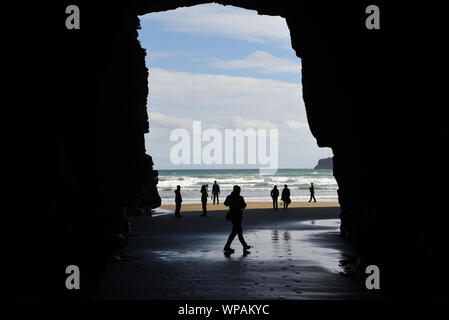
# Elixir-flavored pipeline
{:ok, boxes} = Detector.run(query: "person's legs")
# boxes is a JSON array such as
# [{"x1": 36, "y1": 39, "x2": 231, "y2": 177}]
[
  {"x1": 235, "y1": 223, "x2": 249, "y2": 249},
  {"x1": 272, "y1": 199, "x2": 275, "y2": 210},
  {"x1": 201, "y1": 202, "x2": 207, "y2": 216},
  {"x1": 313, "y1": 194, "x2": 316, "y2": 202},
  {"x1": 308, "y1": 195, "x2": 312, "y2": 202},
  {"x1": 224, "y1": 224, "x2": 237, "y2": 249},
  {"x1": 175, "y1": 203, "x2": 181, "y2": 217},
  {"x1": 275, "y1": 199, "x2": 278, "y2": 210}
]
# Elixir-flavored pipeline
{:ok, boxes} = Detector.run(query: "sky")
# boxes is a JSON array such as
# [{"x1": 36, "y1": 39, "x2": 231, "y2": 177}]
[{"x1": 138, "y1": 3, "x2": 333, "y2": 169}]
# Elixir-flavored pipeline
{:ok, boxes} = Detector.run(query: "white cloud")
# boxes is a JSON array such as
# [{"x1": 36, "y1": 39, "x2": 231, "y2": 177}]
[
  {"x1": 145, "y1": 68, "x2": 333, "y2": 168},
  {"x1": 147, "y1": 50, "x2": 174, "y2": 61},
  {"x1": 286, "y1": 120, "x2": 308, "y2": 130},
  {"x1": 233, "y1": 116, "x2": 277, "y2": 129},
  {"x1": 149, "y1": 111, "x2": 192, "y2": 129},
  {"x1": 148, "y1": 67, "x2": 303, "y2": 118},
  {"x1": 142, "y1": 3, "x2": 291, "y2": 46},
  {"x1": 212, "y1": 51, "x2": 301, "y2": 74}
]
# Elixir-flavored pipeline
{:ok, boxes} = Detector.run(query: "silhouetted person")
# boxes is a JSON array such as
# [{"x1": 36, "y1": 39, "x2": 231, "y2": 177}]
[
  {"x1": 270, "y1": 185, "x2": 279, "y2": 211},
  {"x1": 308, "y1": 182, "x2": 316, "y2": 202},
  {"x1": 223, "y1": 185, "x2": 251, "y2": 254},
  {"x1": 200, "y1": 184, "x2": 208, "y2": 216},
  {"x1": 281, "y1": 184, "x2": 291, "y2": 209},
  {"x1": 174, "y1": 185, "x2": 182, "y2": 218},
  {"x1": 212, "y1": 180, "x2": 220, "y2": 205}
]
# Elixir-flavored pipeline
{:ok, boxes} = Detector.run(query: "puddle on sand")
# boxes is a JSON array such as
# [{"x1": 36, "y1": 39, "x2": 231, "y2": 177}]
[
  {"x1": 151, "y1": 208, "x2": 174, "y2": 217},
  {"x1": 146, "y1": 219, "x2": 347, "y2": 273},
  {"x1": 299, "y1": 219, "x2": 341, "y2": 228}
]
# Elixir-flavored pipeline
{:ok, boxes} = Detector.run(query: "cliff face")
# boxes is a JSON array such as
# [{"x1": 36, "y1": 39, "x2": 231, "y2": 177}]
[
  {"x1": 314, "y1": 157, "x2": 333, "y2": 170},
  {"x1": 12, "y1": 1, "x2": 442, "y2": 298}
]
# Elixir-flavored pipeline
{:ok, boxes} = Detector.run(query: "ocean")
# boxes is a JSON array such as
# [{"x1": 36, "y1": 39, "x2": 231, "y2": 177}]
[{"x1": 157, "y1": 169, "x2": 337, "y2": 204}]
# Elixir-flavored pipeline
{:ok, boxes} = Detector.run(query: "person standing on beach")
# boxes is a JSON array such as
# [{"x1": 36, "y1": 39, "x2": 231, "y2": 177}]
[
  {"x1": 200, "y1": 185, "x2": 208, "y2": 216},
  {"x1": 212, "y1": 181, "x2": 220, "y2": 205},
  {"x1": 174, "y1": 185, "x2": 182, "y2": 218},
  {"x1": 308, "y1": 182, "x2": 316, "y2": 202},
  {"x1": 270, "y1": 185, "x2": 279, "y2": 211},
  {"x1": 223, "y1": 185, "x2": 251, "y2": 254},
  {"x1": 281, "y1": 184, "x2": 291, "y2": 210}
]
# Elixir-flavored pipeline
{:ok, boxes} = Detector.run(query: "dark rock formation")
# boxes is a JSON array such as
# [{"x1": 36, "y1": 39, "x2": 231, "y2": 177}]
[
  {"x1": 314, "y1": 157, "x2": 333, "y2": 170},
  {"x1": 8, "y1": 1, "x2": 444, "y2": 299}
]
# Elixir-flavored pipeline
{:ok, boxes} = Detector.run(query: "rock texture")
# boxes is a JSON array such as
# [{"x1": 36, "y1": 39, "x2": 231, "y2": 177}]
[
  {"x1": 314, "y1": 157, "x2": 333, "y2": 170},
  {"x1": 8, "y1": 1, "x2": 444, "y2": 299}
]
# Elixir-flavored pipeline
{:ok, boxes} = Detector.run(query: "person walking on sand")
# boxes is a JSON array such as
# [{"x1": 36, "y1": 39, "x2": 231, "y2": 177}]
[
  {"x1": 223, "y1": 185, "x2": 251, "y2": 254},
  {"x1": 308, "y1": 182, "x2": 317, "y2": 202},
  {"x1": 281, "y1": 184, "x2": 291, "y2": 210},
  {"x1": 270, "y1": 185, "x2": 279, "y2": 211},
  {"x1": 174, "y1": 185, "x2": 182, "y2": 218},
  {"x1": 212, "y1": 180, "x2": 220, "y2": 205},
  {"x1": 200, "y1": 184, "x2": 208, "y2": 216}
]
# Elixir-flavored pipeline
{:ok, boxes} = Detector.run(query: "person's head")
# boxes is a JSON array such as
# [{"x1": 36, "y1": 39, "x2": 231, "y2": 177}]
[
  {"x1": 284, "y1": 184, "x2": 287, "y2": 188},
  {"x1": 274, "y1": 185, "x2": 277, "y2": 189},
  {"x1": 214, "y1": 180, "x2": 217, "y2": 184},
  {"x1": 311, "y1": 182, "x2": 314, "y2": 186},
  {"x1": 233, "y1": 185, "x2": 241, "y2": 196},
  {"x1": 177, "y1": 185, "x2": 181, "y2": 190}
]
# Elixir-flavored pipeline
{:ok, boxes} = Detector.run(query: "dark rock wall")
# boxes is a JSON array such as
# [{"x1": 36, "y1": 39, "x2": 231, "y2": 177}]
[{"x1": 9, "y1": 1, "x2": 443, "y2": 298}]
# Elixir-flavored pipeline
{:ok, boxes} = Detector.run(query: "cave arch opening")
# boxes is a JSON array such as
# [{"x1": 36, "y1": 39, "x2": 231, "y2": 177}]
[{"x1": 137, "y1": 3, "x2": 335, "y2": 206}]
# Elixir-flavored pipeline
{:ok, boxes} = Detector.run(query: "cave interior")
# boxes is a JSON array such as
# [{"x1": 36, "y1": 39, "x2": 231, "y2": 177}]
[{"x1": 8, "y1": 1, "x2": 446, "y2": 299}]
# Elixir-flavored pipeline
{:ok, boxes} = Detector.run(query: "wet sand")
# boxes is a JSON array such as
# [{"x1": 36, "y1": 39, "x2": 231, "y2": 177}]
[{"x1": 95, "y1": 205, "x2": 374, "y2": 300}]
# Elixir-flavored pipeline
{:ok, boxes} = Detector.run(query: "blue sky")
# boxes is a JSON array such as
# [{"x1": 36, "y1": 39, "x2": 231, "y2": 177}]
[{"x1": 138, "y1": 4, "x2": 332, "y2": 169}]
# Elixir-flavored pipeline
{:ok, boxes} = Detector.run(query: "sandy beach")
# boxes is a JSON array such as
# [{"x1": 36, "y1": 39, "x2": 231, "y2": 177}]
[
  {"x1": 160, "y1": 201, "x2": 339, "y2": 212},
  {"x1": 95, "y1": 203, "x2": 374, "y2": 300}
]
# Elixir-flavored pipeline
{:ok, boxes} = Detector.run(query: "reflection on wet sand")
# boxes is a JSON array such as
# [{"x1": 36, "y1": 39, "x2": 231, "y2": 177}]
[
  {"x1": 146, "y1": 219, "x2": 345, "y2": 274},
  {"x1": 96, "y1": 207, "x2": 370, "y2": 300}
]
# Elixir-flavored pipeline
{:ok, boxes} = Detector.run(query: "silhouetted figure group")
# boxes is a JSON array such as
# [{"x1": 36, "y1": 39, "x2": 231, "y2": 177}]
[
  {"x1": 173, "y1": 181, "x2": 317, "y2": 219},
  {"x1": 172, "y1": 181, "x2": 319, "y2": 255},
  {"x1": 271, "y1": 185, "x2": 291, "y2": 210},
  {"x1": 223, "y1": 185, "x2": 251, "y2": 255}
]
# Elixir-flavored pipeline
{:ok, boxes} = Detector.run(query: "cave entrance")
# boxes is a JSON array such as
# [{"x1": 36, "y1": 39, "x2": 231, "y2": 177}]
[{"x1": 137, "y1": 3, "x2": 335, "y2": 206}]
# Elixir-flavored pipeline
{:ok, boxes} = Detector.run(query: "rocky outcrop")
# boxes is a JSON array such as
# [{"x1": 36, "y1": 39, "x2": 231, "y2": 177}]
[{"x1": 314, "y1": 157, "x2": 333, "y2": 169}]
